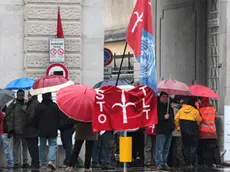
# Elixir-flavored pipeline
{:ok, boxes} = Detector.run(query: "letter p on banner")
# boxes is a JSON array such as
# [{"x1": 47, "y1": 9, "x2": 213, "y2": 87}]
[{"x1": 119, "y1": 137, "x2": 132, "y2": 162}]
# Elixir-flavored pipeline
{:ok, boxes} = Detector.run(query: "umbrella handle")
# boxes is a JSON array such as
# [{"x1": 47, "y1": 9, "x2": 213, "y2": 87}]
[{"x1": 167, "y1": 97, "x2": 170, "y2": 114}]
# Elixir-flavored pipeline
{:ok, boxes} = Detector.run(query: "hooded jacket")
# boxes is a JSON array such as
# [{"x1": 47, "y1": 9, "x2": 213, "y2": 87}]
[
  {"x1": 175, "y1": 104, "x2": 202, "y2": 136},
  {"x1": 35, "y1": 98, "x2": 60, "y2": 137}
]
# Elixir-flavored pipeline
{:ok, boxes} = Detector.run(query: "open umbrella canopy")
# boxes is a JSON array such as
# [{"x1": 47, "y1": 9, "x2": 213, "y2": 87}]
[
  {"x1": 93, "y1": 79, "x2": 131, "y2": 88},
  {"x1": 5, "y1": 77, "x2": 35, "y2": 90},
  {"x1": 94, "y1": 79, "x2": 134, "y2": 91},
  {"x1": 30, "y1": 75, "x2": 74, "y2": 96},
  {"x1": 158, "y1": 80, "x2": 192, "y2": 96},
  {"x1": 189, "y1": 84, "x2": 219, "y2": 98},
  {"x1": 56, "y1": 84, "x2": 96, "y2": 122},
  {"x1": 0, "y1": 89, "x2": 14, "y2": 109}
]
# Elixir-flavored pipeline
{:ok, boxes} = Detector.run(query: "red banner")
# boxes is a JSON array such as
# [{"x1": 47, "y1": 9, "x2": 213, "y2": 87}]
[{"x1": 93, "y1": 85, "x2": 158, "y2": 132}]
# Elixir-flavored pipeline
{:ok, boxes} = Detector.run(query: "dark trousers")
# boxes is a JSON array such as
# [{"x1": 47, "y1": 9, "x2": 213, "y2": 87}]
[
  {"x1": 128, "y1": 131, "x2": 144, "y2": 167},
  {"x1": 60, "y1": 129, "x2": 74, "y2": 165},
  {"x1": 182, "y1": 135, "x2": 198, "y2": 165},
  {"x1": 198, "y1": 139, "x2": 221, "y2": 165},
  {"x1": 92, "y1": 140, "x2": 103, "y2": 164},
  {"x1": 27, "y1": 137, "x2": 39, "y2": 166},
  {"x1": 69, "y1": 139, "x2": 94, "y2": 169},
  {"x1": 101, "y1": 131, "x2": 113, "y2": 167}
]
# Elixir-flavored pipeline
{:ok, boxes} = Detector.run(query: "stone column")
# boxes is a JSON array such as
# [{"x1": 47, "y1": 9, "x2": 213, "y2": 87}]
[
  {"x1": 81, "y1": 0, "x2": 104, "y2": 86},
  {"x1": 0, "y1": 0, "x2": 24, "y2": 88}
]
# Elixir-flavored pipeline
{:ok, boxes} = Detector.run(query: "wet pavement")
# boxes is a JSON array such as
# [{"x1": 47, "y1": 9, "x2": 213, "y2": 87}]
[{"x1": 0, "y1": 167, "x2": 229, "y2": 172}]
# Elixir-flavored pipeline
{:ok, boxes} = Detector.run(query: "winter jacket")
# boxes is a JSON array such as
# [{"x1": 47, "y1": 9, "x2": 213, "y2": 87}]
[
  {"x1": 6, "y1": 99, "x2": 27, "y2": 135},
  {"x1": 155, "y1": 98, "x2": 175, "y2": 135},
  {"x1": 23, "y1": 97, "x2": 39, "y2": 138},
  {"x1": 75, "y1": 121, "x2": 98, "y2": 141},
  {"x1": 35, "y1": 99, "x2": 60, "y2": 137},
  {"x1": 175, "y1": 104, "x2": 202, "y2": 136},
  {"x1": 58, "y1": 111, "x2": 74, "y2": 131}
]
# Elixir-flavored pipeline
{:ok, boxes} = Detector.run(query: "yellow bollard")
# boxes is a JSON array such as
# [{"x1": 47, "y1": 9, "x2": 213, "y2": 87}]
[{"x1": 119, "y1": 136, "x2": 132, "y2": 162}]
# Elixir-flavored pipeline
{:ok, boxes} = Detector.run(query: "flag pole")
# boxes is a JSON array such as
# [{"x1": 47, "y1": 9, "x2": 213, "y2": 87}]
[
  {"x1": 115, "y1": 42, "x2": 128, "y2": 172},
  {"x1": 123, "y1": 131, "x2": 128, "y2": 172},
  {"x1": 115, "y1": 42, "x2": 128, "y2": 86}
]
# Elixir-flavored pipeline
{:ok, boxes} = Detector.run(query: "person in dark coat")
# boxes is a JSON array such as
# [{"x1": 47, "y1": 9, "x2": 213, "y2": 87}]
[
  {"x1": 155, "y1": 92, "x2": 174, "y2": 170},
  {"x1": 6, "y1": 89, "x2": 29, "y2": 168},
  {"x1": 24, "y1": 92, "x2": 40, "y2": 168},
  {"x1": 66, "y1": 121, "x2": 98, "y2": 172},
  {"x1": 58, "y1": 111, "x2": 74, "y2": 167},
  {"x1": 34, "y1": 92, "x2": 60, "y2": 171}
]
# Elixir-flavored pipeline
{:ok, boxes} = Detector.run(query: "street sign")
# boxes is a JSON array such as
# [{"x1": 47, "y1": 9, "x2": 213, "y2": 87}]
[
  {"x1": 104, "y1": 48, "x2": 113, "y2": 67},
  {"x1": 46, "y1": 63, "x2": 69, "y2": 79},
  {"x1": 50, "y1": 38, "x2": 65, "y2": 62},
  {"x1": 104, "y1": 66, "x2": 112, "y2": 75}
]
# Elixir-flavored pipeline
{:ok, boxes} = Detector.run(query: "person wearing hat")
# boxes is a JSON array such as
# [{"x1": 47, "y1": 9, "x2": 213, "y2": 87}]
[{"x1": 155, "y1": 92, "x2": 175, "y2": 170}]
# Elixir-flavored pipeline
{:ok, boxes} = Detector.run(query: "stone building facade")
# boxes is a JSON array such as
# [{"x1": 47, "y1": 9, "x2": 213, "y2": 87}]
[
  {"x1": 0, "y1": 0, "x2": 104, "y2": 88},
  {"x1": 0, "y1": 0, "x2": 104, "y2": 166}
]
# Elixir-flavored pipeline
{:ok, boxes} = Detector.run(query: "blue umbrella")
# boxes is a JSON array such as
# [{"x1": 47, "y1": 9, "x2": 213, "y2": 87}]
[{"x1": 5, "y1": 77, "x2": 35, "y2": 90}]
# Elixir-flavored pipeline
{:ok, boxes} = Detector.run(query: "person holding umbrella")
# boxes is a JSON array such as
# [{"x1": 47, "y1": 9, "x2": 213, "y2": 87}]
[
  {"x1": 56, "y1": 84, "x2": 99, "y2": 172},
  {"x1": 66, "y1": 121, "x2": 98, "y2": 172},
  {"x1": 155, "y1": 92, "x2": 175, "y2": 170}
]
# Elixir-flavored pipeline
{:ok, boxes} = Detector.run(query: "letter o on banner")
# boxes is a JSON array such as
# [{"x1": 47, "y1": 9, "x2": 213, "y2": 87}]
[{"x1": 98, "y1": 114, "x2": 107, "y2": 124}]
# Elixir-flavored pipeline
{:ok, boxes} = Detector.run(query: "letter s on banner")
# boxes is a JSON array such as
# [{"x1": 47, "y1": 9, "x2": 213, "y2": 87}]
[{"x1": 96, "y1": 89, "x2": 104, "y2": 100}]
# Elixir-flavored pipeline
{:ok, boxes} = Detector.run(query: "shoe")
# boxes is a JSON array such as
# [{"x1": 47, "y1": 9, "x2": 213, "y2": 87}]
[
  {"x1": 84, "y1": 168, "x2": 92, "y2": 172},
  {"x1": 22, "y1": 163, "x2": 30, "y2": 168},
  {"x1": 14, "y1": 164, "x2": 21, "y2": 168},
  {"x1": 102, "y1": 166, "x2": 115, "y2": 170},
  {"x1": 189, "y1": 165, "x2": 194, "y2": 169},
  {"x1": 48, "y1": 161, "x2": 56, "y2": 171},
  {"x1": 65, "y1": 167, "x2": 73, "y2": 172},
  {"x1": 30, "y1": 164, "x2": 40, "y2": 169},
  {"x1": 7, "y1": 164, "x2": 14, "y2": 169},
  {"x1": 59, "y1": 164, "x2": 68, "y2": 168},
  {"x1": 92, "y1": 163, "x2": 101, "y2": 168},
  {"x1": 163, "y1": 165, "x2": 172, "y2": 170},
  {"x1": 156, "y1": 165, "x2": 163, "y2": 170},
  {"x1": 40, "y1": 165, "x2": 47, "y2": 170},
  {"x1": 144, "y1": 163, "x2": 152, "y2": 167}
]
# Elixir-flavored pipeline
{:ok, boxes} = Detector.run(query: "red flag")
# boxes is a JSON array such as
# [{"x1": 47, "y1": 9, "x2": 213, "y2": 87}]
[
  {"x1": 126, "y1": 0, "x2": 153, "y2": 58},
  {"x1": 126, "y1": 0, "x2": 157, "y2": 94},
  {"x1": 57, "y1": 7, "x2": 64, "y2": 38},
  {"x1": 93, "y1": 85, "x2": 158, "y2": 132}
]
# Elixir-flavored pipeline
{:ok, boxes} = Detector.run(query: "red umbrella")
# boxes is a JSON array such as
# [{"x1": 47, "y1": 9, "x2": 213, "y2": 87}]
[
  {"x1": 189, "y1": 84, "x2": 219, "y2": 98},
  {"x1": 56, "y1": 84, "x2": 96, "y2": 122},
  {"x1": 30, "y1": 75, "x2": 74, "y2": 95},
  {"x1": 158, "y1": 80, "x2": 192, "y2": 95}
]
